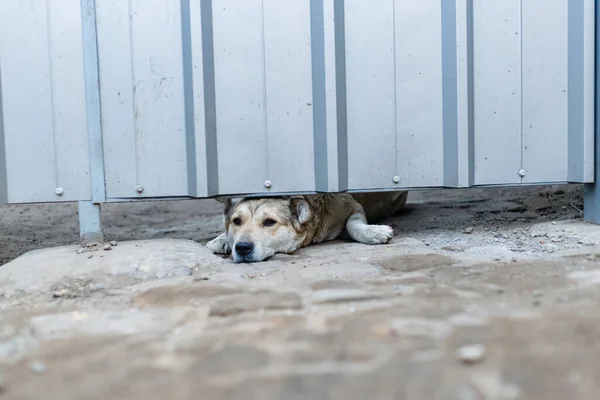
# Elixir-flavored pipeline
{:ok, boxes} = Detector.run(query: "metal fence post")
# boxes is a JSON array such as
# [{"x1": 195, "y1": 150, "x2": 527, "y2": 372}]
[
  {"x1": 584, "y1": 0, "x2": 600, "y2": 223},
  {"x1": 80, "y1": 0, "x2": 106, "y2": 242}
]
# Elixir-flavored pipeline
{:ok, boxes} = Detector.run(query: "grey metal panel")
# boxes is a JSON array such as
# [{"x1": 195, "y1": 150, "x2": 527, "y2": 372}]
[
  {"x1": 0, "y1": 53, "x2": 6, "y2": 203},
  {"x1": 344, "y1": 0, "x2": 448, "y2": 190},
  {"x1": 212, "y1": 0, "x2": 268, "y2": 195},
  {"x1": 583, "y1": 0, "x2": 600, "y2": 223},
  {"x1": 567, "y1": 0, "x2": 595, "y2": 183},
  {"x1": 521, "y1": 0, "x2": 568, "y2": 183},
  {"x1": 344, "y1": 0, "x2": 396, "y2": 190},
  {"x1": 394, "y1": 0, "x2": 445, "y2": 188},
  {"x1": 333, "y1": 0, "x2": 349, "y2": 192},
  {"x1": 0, "y1": 0, "x2": 596, "y2": 206},
  {"x1": 97, "y1": 0, "x2": 190, "y2": 199},
  {"x1": 455, "y1": 0, "x2": 475, "y2": 187},
  {"x1": 95, "y1": 0, "x2": 137, "y2": 198},
  {"x1": 263, "y1": 0, "x2": 316, "y2": 193},
  {"x1": 212, "y1": 0, "x2": 316, "y2": 195},
  {"x1": 472, "y1": 0, "x2": 522, "y2": 185},
  {"x1": 0, "y1": 0, "x2": 91, "y2": 203},
  {"x1": 321, "y1": 0, "x2": 341, "y2": 192}
]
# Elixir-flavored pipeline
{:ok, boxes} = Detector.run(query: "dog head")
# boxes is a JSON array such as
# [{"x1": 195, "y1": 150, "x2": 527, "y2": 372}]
[{"x1": 216, "y1": 196, "x2": 313, "y2": 263}]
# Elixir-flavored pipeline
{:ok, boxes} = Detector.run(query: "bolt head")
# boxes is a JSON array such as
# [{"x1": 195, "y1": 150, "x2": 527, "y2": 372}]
[
  {"x1": 55, "y1": 188, "x2": 64, "y2": 196},
  {"x1": 264, "y1": 180, "x2": 272, "y2": 189},
  {"x1": 518, "y1": 169, "x2": 527, "y2": 178},
  {"x1": 392, "y1": 176, "x2": 400, "y2": 184},
  {"x1": 136, "y1": 185, "x2": 144, "y2": 194}
]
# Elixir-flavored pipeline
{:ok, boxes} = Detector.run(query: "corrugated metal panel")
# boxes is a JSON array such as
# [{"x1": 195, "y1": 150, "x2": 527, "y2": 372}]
[
  {"x1": 472, "y1": 0, "x2": 595, "y2": 185},
  {"x1": 0, "y1": 0, "x2": 595, "y2": 204},
  {"x1": 0, "y1": 0, "x2": 92, "y2": 203}
]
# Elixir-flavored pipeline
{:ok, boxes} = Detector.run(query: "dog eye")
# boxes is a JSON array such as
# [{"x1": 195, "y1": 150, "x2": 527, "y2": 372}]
[
  {"x1": 263, "y1": 218, "x2": 277, "y2": 227},
  {"x1": 232, "y1": 217, "x2": 242, "y2": 226}
]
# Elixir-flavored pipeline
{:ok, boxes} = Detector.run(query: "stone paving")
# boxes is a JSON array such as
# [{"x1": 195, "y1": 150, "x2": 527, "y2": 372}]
[{"x1": 1, "y1": 185, "x2": 600, "y2": 399}]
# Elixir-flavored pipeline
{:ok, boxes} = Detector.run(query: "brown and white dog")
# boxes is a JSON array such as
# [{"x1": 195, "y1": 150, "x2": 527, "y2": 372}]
[{"x1": 206, "y1": 191, "x2": 408, "y2": 263}]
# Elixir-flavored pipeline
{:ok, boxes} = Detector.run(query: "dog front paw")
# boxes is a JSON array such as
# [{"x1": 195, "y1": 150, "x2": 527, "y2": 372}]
[
  {"x1": 360, "y1": 224, "x2": 394, "y2": 245},
  {"x1": 206, "y1": 234, "x2": 231, "y2": 254}
]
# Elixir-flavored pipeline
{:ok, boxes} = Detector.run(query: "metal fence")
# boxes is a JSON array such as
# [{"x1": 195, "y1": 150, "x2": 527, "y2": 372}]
[{"x1": 0, "y1": 0, "x2": 598, "y2": 241}]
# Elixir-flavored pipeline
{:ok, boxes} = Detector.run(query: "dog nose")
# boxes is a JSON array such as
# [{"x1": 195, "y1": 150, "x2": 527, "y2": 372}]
[{"x1": 235, "y1": 242, "x2": 254, "y2": 256}]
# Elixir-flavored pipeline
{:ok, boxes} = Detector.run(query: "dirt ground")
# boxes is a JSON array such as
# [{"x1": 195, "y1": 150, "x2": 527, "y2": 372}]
[{"x1": 2, "y1": 184, "x2": 600, "y2": 399}]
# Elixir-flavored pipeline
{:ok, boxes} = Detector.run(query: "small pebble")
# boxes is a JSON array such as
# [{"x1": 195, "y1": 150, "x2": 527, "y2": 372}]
[
  {"x1": 464, "y1": 227, "x2": 475, "y2": 234},
  {"x1": 181, "y1": 266, "x2": 192, "y2": 276},
  {"x1": 29, "y1": 361, "x2": 46, "y2": 374},
  {"x1": 532, "y1": 299, "x2": 542, "y2": 307},
  {"x1": 103, "y1": 244, "x2": 112, "y2": 251},
  {"x1": 109, "y1": 240, "x2": 118, "y2": 247},
  {"x1": 456, "y1": 344, "x2": 486, "y2": 364},
  {"x1": 75, "y1": 248, "x2": 85, "y2": 255},
  {"x1": 89, "y1": 282, "x2": 105, "y2": 290},
  {"x1": 52, "y1": 289, "x2": 69, "y2": 298},
  {"x1": 441, "y1": 245, "x2": 464, "y2": 252},
  {"x1": 532, "y1": 290, "x2": 543, "y2": 298},
  {"x1": 87, "y1": 254, "x2": 93, "y2": 259}
]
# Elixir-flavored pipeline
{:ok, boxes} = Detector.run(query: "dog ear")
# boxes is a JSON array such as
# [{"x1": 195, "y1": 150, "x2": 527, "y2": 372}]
[
  {"x1": 215, "y1": 197, "x2": 241, "y2": 216},
  {"x1": 290, "y1": 197, "x2": 313, "y2": 225}
]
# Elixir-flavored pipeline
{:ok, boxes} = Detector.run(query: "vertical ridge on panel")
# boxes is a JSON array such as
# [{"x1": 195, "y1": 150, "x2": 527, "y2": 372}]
[
  {"x1": 199, "y1": 0, "x2": 219, "y2": 196},
  {"x1": 47, "y1": 0, "x2": 92, "y2": 202},
  {"x1": 522, "y1": 0, "x2": 568, "y2": 183},
  {"x1": 263, "y1": 0, "x2": 316, "y2": 193},
  {"x1": 180, "y1": 0, "x2": 197, "y2": 197},
  {"x1": 472, "y1": 0, "x2": 522, "y2": 185},
  {"x1": 96, "y1": 0, "x2": 138, "y2": 198},
  {"x1": 441, "y1": 0, "x2": 459, "y2": 187},
  {"x1": 128, "y1": 0, "x2": 188, "y2": 197},
  {"x1": 582, "y1": 0, "x2": 596, "y2": 182},
  {"x1": 0, "y1": 64, "x2": 6, "y2": 203},
  {"x1": 0, "y1": 0, "x2": 57, "y2": 202},
  {"x1": 395, "y1": 0, "x2": 444, "y2": 188},
  {"x1": 567, "y1": 0, "x2": 586, "y2": 182},
  {"x1": 455, "y1": 0, "x2": 475, "y2": 187},
  {"x1": 311, "y1": 0, "x2": 328, "y2": 192},
  {"x1": 573, "y1": 0, "x2": 596, "y2": 182},
  {"x1": 344, "y1": 0, "x2": 396, "y2": 190},
  {"x1": 321, "y1": 0, "x2": 338, "y2": 193},
  {"x1": 213, "y1": 0, "x2": 266, "y2": 195},
  {"x1": 188, "y1": 0, "x2": 213, "y2": 197},
  {"x1": 334, "y1": 0, "x2": 348, "y2": 191}
]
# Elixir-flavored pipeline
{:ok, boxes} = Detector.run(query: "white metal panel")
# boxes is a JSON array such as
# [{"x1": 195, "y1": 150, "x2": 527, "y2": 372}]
[
  {"x1": 322, "y1": 0, "x2": 342, "y2": 192},
  {"x1": 213, "y1": 0, "x2": 267, "y2": 195},
  {"x1": 47, "y1": 0, "x2": 93, "y2": 201},
  {"x1": 95, "y1": 0, "x2": 137, "y2": 198},
  {"x1": 0, "y1": 0, "x2": 91, "y2": 203},
  {"x1": 521, "y1": 0, "x2": 568, "y2": 183},
  {"x1": 455, "y1": 0, "x2": 473, "y2": 187},
  {"x1": 0, "y1": 0, "x2": 597, "y2": 205},
  {"x1": 97, "y1": 0, "x2": 189, "y2": 198},
  {"x1": 582, "y1": 0, "x2": 596, "y2": 183},
  {"x1": 472, "y1": 0, "x2": 522, "y2": 185},
  {"x1": 344, "y1": 0, "x2": 396, "y2": 190},
  {"x1": 262, "y1": 0, "x2": 315, "y2": 193},
  {"x1": 394, "y1": 0, "x2": 444, "y2": 187},
  {"x1": 187, "y1": 0, "x2": 210, "y2": 197}
]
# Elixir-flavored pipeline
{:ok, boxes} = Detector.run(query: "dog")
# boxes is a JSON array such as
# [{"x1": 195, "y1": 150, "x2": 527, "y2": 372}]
[{"x1": 206, "y1": 191, "x2": 409, "y2": 263}]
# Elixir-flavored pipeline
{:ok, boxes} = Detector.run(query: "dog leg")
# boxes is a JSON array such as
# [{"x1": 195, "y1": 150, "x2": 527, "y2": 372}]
[
  {"x1": 206, "y1": 233, "x2": 231, "y2": 254},
  {"x1": 345, "y1": 210, "x2": 393, "y2": 245}
]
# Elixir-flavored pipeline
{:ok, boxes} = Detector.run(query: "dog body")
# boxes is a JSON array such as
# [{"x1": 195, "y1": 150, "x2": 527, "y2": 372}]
[{"x1": 206, "y1": 191, "x2": 408, "y2": 263}]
